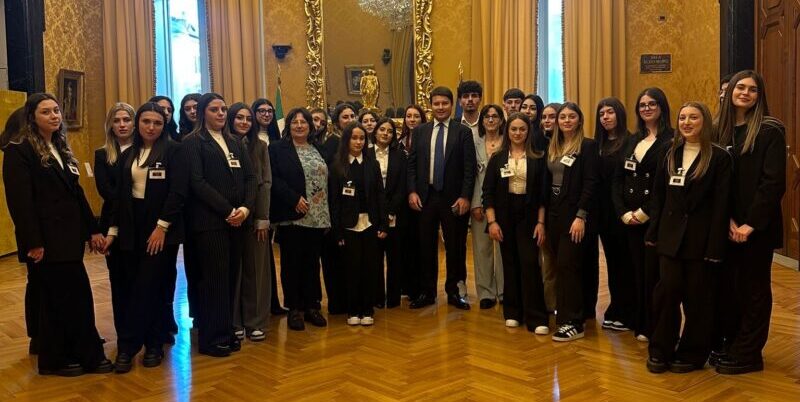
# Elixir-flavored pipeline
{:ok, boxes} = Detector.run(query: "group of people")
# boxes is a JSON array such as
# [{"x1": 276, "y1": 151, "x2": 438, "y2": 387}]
[{"x1": 0, "y1": 69, "x2": 784, "y2": 378}]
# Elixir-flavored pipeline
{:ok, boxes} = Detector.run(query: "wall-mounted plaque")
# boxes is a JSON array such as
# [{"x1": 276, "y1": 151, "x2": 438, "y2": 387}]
[{"x1": 640, "y1": 54, "x2": 672, "y2": 73}]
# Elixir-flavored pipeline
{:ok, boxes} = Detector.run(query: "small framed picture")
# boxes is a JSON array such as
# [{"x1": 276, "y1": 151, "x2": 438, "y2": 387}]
[
  {"x1": 344, "y1": 64, "x2": 373, "y2": 95},
  {"x1": 57, "y1": 69, "x2": 84, "y2": 130}
]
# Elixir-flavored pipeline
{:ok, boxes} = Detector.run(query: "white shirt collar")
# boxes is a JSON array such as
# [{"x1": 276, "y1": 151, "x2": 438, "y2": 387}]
[
  {"x1": 435, "y1": 118, "x2": 451, "y2": 127},
  {"x1": 348, "y1": 154, "x2": 363, "y2": 163},
  {"x1": 461, "y1": 115, "x2": 479, "y2": 127}
]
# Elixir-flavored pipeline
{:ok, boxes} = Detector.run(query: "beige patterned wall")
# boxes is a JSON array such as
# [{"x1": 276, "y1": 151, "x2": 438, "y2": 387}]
[
  {"x1": 263, "y1": 0, "x2": 309, "y2": 109},
  {"x1": 625, "y1": 0, "x2": 720, "y2": 128},
  {"x1": 430, "y1": 0, "x2": 473, "y2": 92},
  {"x1": 43, "y1": 0, "x2": 106, "y2": 210}
]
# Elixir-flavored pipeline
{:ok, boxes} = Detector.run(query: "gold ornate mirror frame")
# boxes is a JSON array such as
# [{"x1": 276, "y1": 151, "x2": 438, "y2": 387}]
[{"x1": 303, "y1": 0, "x2": 433, "y2": 111}]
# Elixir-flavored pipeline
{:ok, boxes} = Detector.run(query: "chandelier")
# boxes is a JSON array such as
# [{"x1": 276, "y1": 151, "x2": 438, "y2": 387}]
[{"x1": 357, "y1": 0, "x2": 412, "y2": 31}]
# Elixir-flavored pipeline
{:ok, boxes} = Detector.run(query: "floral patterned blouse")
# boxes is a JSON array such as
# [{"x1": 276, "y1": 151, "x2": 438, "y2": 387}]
[{"x1": 291, "y1": 144, "x2": 331, "y2": 229}]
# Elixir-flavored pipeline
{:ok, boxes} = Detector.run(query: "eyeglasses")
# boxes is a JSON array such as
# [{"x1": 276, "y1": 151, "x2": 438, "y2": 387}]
[
  {"x1": 483, "y1": 115, "x2": 501, "y2": 121},
  {"x1": 256, "y1": 109, "x2": 274, "y2": 115},
  {"x1": 638, "y1": 101, "x2": 658, "y2": 110}
]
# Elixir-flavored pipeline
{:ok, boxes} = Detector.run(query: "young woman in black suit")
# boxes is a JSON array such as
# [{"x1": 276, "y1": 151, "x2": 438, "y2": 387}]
[
  {"x1": 712, "y1": 70, "x2": 786, "y2": 375},
  {"x1": 330, "y1": 122, "x2": 388, "y2": 325},
  {"x1": 593, "y1": 98, "x2": 634, "y2": 332},
  {"x1": 644, "y1": 102, "x2": 731, "y2": 374},
  {"x1": 483, "y1": 113, "x2": 549, "y2": 333},
  {"x1": 182, "y1": 93, "x2": 256, "y2": 357},
  {"x1": 544, "y1": 102, "x2": 599, "y2": 342},
  {"x1": 94, "y1": 102, "x2": 135, "y2": 339},
  {"x1": 358, "y1": 110, "x2": 379, "y2": 145},
  {"x1": 110, "y1": 102, "x2": 187, "y2": 372},
  {"x1": 269, "y1": 107, "x2": 331, "y2": 331},
  {"x1": 370, "y1": 117, "x2": 407, "y2": 308},
  {"x1": 611, "y1": 87, "x2": 673, "y2": 342},
  {"x1": 149, "y1": 95, "x2": 179, "y2": 142},
  {"x1": 1, "y1": 93, "x2": 111, "y2": 376},
  {"x1": 178, "y1": 93, "x2": 201, "y2": 140},
  {"x1": 398, "y1": 105, "x2": 426, "y2": 300},
  {"x1": 226, "y1": 103, "x2": 272, "y2": 342}
]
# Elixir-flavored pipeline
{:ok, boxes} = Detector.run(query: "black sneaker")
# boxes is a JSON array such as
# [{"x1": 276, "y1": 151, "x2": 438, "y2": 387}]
[
  {"x1": 610, "y1": 321, "x2": 631, "y2": 331},
  {"x1": 304, "y1": 309, "x2": 328, "y2": 327},
  {"x1": 551, "y1": 324, "x2": 584, "y2": 342},
  {"x1": 708, "y1": 350, "x2": 727, "y2": 367},
  {"x1": 601, "y1": 320, "x2": 615, "y2": 329},
  {"x1": 647, "y1": 357, "x2": 668, "y2": 373},
  {"x1": 288, "y1": 310, "x2": 305, "y2": 331}
]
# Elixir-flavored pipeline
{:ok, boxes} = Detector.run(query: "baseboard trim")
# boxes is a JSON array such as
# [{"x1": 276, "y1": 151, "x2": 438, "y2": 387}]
[{"x1": 773, "y1": 253, "x2": 798, "y2": 270}]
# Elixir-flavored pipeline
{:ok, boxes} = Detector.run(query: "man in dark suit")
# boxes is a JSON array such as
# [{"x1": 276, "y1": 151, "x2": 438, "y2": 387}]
[{"x1": 407, "y1": 86, "x2": 477, "y2": 310}]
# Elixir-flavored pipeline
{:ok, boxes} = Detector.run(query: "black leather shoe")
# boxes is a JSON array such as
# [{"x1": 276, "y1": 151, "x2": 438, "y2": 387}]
[
  {"x1": 304, "y1": 309, "x2": 328, "y2": 327},
  {"x1": 199, "y1": 345, "x2": 231, "y2": 358},
  {"x1": 646, "y1": 357, "x2": 668, "y2": 373},
  {"x1": 142, "y1": 348, "x2": 164, "y2": 368},
  {"x1": 229, "y1": 338, "x2": 241, "y2": 352},
  {"x1": 40, "y1": 363, "x2": 84, "y2": 377},
  {"x1": 669, "y1": 359, "x2": 703, "y2": 373},
  {"x1": 90, "y1": 358, "x2": 114, "y2": 374},
  {"x1": 715, "y1": 357, "x2": 764, "y2": 375},
  {"x1": 708, "y1": 350, "x2": 727, "y2": 367},
  {"x1": 448, "y1": 295, "x2": 470, "y2": 310},
  {"x1": 271, "y1": 305, "x2": 289, "y2": 316},
  {"x1": 114, "y1": 353, "x2": 133, "y2": 374},
  {"x1": 409, "y1": 295, "x2": 435, "y2": 309},
  {"x1": 288, "y1": 310, "x2": 305, "y2": 331},
  {"x1": 479, "y1": 298, "x2": 497, "y2": 309},
  {"x1": 29, "y1": 338, "x2": 39, "y2": 355}
]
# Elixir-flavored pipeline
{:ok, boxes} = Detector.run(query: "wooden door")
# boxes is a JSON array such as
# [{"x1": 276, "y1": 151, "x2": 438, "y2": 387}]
[{"x1": 757, "y1": 0, "x2": 799, "y2": 259}]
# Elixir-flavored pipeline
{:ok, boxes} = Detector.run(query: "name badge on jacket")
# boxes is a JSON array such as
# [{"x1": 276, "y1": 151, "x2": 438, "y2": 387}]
[
  {"x1": 149, "y1": 163, "x2": 166, "y2": 180},
  {"x1": 624, "y1": 158, "x2": 637, "y2": 171},
  {"x1": 342, "y1": 181, "x2": 355, "y2": 196},
  {"x1": 560, "y1": 155, "x2": 576, "y2": 167},
  {"x1": 500, "y1": 164, "x2": 514, "y2": 178},
  {"x1": 228, "y1": 153, "x2": 241, "y2": 168},
  {"x1": 68, "y1": 164, "x2": 80, "y2": 176},
  {"x1": 669, "y1": 168, "x2": 685, "y2": 187}
]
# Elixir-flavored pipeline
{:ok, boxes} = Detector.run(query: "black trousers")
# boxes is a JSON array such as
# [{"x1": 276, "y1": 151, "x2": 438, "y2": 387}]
[
  {"x1": 192, "y1": 228, "x2": 243, "y2": 350},
  {"x1": 600, "y1": 225, "x2": 634, "y2": 325},
  {"x1": 321, "y1": 230, "x2": 346, "y2": 314},
  {"x1": 626, "y1": 224, "x2": 659, "y2": 337},
  {"x1": 376, "y1": 225, "x2": 403, "y2": 306},
  {"x1": 103, "y1": 246, "x2": 125, "y2": 335},
  {"x1": 499, "y1": 194, "x2": 547, "y2": 328},
  {"x1": 546, "y1": 203, "x2": 585, "y2": 326},
  {"x1": 343, "y1": 227, "x2": 380, "y2": 317},
  {"x1": 24, "y1": 263, "x2": 40, "y2": 340},
  {"x1": 183, "y1": 232, "x2": 198, "y2": 320},
  {"x1": 649, "y1": 256, "x2": 715, "y2": 365},
  {"x1": 35, "y1": 261, "x2": 105, "y2": 371},
  {"x1": 418, "y1": 188, "x2": 469, "y2": 298},
  {"x1": 722, "y1": 234, "x2": 774, "y2": 363},
  {"x1": 279, "y1": 225, "x2": 324, "y2": 312},
  {"x1": 401, "y1": 210, "x2": 421, "y2": 299},
  {"x1": 582, "y1": 232, "x2": 600, "y2": 319},
  {"x1": 161, "y1": 246, "x2": 179, "y2": 335}
]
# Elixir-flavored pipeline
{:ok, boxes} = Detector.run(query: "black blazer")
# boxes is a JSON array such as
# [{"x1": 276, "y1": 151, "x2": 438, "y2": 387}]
[
  {"x1": 407, "y1": 119, "x2": 477, "y2": 204},
  {"x1": 115, "y1": 140, "x2": 188, "y2": 250},
  {"x1": 611, "y1": 131, "x2": 673, "y2": 218},
  {"x1": 94, "y1": 147, "x2": 121, "y2": 235},
  {"x1": 544, "y1": 139, "x2": 600, "y2": 234},
  {"x1": 317, "y1": 133, "x2": 340, "y2": 165},
  {"x1": 645, "y1": 145, "x2": 732, "y2": 261},
  {"x1": 482, "y1": 152, "x2": 547, "y2": 236},
  {"x1": 2, "y1": 140, "x2": 98, "y2": 263},
  {"x1": 598, "y1": 139, "x2": 627, "y2": 233},
  {"x1": 182, "y1": 130, "x2": 257, "y2": 232},
  {"x1": 269, "y1": 138, "x2": 327, "y2": 223},
  {"x1": 726, "y1": 122, "x2": 786, "y2": 249},
  {"x1": 328, "y1": 155, "x2": 389, "y2": 242},
  {"x1": 367, "y1": 146, "x2": 407, "y2": 223}
]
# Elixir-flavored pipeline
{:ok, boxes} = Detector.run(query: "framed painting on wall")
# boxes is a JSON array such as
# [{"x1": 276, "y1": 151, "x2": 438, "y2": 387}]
[
  {"x1": 345, "y1": 64, "x2": 373, "y2": 95},
  {"x1": 57, "y1": 69, "x2": 84, "y2": 129}
]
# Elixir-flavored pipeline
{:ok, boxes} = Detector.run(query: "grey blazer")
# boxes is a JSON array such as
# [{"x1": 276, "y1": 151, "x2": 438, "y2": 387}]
[
  {"x1": 249, "y1": 137, "x2": 272, "y2": 228},
  {"x1": 472, "y1": 132, "x2": 489, "y2": 209}
]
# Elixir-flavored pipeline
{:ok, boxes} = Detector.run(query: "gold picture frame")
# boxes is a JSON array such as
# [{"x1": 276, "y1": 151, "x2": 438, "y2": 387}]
[{"x1": 57, "y1": 69, "x2": 84, "y2": 130}]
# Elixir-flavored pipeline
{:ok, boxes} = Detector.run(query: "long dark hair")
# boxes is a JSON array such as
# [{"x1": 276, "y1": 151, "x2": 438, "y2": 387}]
[
  {"x1": 309, "y1": 107, "x2": 329, "y2": 144},
  {"x1": 251, "y1": 98, "x2": 280, "y2": 141},
  {"x1": 635, "y1": 87, "x2": 672, "y2": 137},
  {"x1": 715, "y1": 69, "x2": 783, "y2": 154},
  {"x1": 477, "y1": 104, "x2": 506, "y2": 138},
  {"x1": 401, "y1": 104, "x2": 427, "y2": 141},
  {"x1": 178, "y1": 93, "x2": 201, "y2": 137},
  {"x1": 281, "y1": 107, "x2": 314, "y2": 140},
  {"x1": 332, "y1": 103, "x2": 357, "y2": 132},
  {"x1": 373, "y1": 117, "x2": 398, "y2": 148},
  {"x1": 131, "y1": 102, "x2": 170, "y2": 167},
  {"x1": 0, "y1": 107, "x2": 26, "y2": 149},
  {"x1": 4, "y1": 93, "x2": 75, "y2": 167},
  {"x1": 332, "y1": 121, "x2": 367, "y2": 178},
  {"x1": 149, "y1": 95, "x2": 179, "y2": 141},
  {"x1": 594, "y1": 97, "x2": 629, "y2": 156},
  {"x1": 190, "y1": 92, "x2": 226, "y2": 137},
  {"x1": 226, "y1": 102, "x2": 259, "y2": 151},
  {"x1": 502, "y1": 112, "x2": 542, "y2": 159}
]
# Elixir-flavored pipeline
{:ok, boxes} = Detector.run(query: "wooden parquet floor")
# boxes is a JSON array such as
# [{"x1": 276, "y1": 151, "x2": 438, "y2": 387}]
[{"x1": 1, "y1": 241, "x2": 799, "y2": 401}]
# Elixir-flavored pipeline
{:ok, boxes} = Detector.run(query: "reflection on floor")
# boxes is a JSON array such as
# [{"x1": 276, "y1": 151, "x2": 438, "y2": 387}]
[{"x1": 0, "y1": 243, "x2": 799, "y2": 401}]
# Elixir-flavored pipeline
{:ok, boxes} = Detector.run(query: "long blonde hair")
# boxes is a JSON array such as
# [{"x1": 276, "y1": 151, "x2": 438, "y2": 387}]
[
  {"x1": 102, "y1": 102, "x2": 135, "y2": 165},
  {"x1": 715, "y1": 70, "x2": 783, "y2": 154},
  {"x1": 668, "y1": 102, "x2": 714, "y2": 180},
  {"x1": 548, "y1": 102, "x2": 584, "y2": 162}
]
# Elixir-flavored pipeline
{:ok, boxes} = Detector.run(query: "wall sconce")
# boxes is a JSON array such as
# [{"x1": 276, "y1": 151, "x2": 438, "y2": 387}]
[
  {"x1": 382, "y1": 49, "x2": 392, "y2": 65},
  {"x1": 272, "y1": 44, "x2": 293, "y2": 60}
]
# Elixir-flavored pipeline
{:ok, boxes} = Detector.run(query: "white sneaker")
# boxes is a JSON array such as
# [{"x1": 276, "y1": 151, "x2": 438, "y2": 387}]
[
  {"x1": 552, "y1": 324, "x2": 584, "y2": 342},
  {"x1": 505, "y1": 319, "x2": 520, "y2": 328},
  {"x1": 249, "y1": 329, "x2": 266, "y2": 341},
  {"x1": 234, "y1": 329, "x2": 245, "y2": 340},
  {"x1": 636, "y1": 334, "x2": 649, "y2": 342},
  {"x1": 347, "y1": 316, "x2": 361, "y2": 326},
  {"x1": 534, "y1": 326, "x2": 549, "y2": 335},
  {"x1": 611, "y1": 321, "x2": 631, "y2": 331},
  {"x1": 360, "y1": 316, "x2": 374, "y2": 326}
]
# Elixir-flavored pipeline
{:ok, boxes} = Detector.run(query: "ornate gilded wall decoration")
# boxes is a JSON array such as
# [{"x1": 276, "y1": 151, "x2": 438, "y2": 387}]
[
  {"x1": 413, "y1": 0, "x2": 433, "y2": 114},
  {"x1": 304, "y1": 0, "x2": 326, "y2": 109}
]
